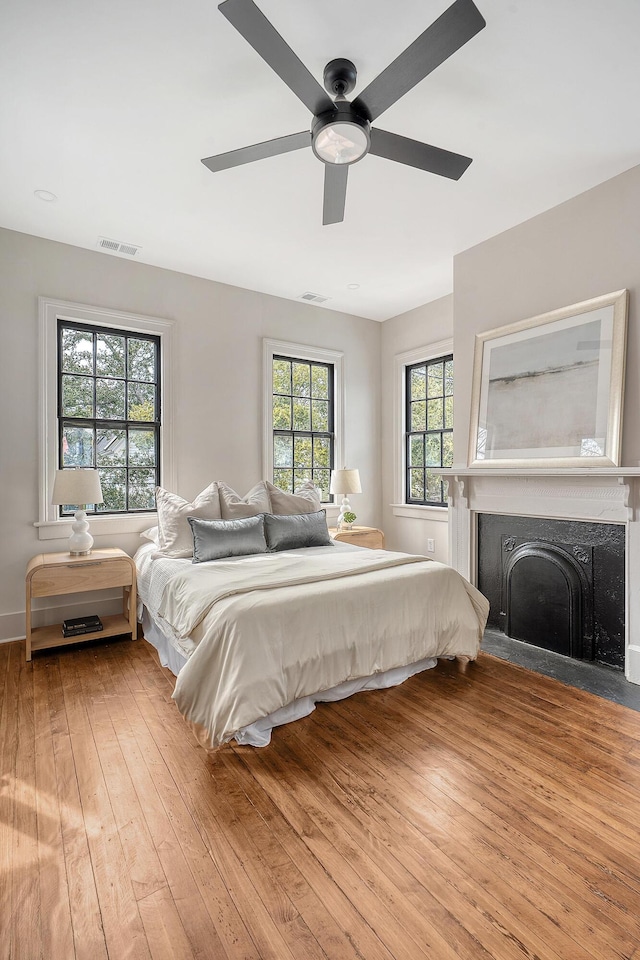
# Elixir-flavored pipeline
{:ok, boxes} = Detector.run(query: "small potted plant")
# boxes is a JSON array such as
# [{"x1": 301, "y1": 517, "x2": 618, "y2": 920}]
[{"x1": 342, "y1": 511, "x2": 357, "y2": 530}]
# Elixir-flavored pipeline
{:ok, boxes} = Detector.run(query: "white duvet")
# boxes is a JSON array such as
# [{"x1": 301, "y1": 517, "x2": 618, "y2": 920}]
[{"x1": 147, "y1": 545, "x2": 489, "y2": 747}]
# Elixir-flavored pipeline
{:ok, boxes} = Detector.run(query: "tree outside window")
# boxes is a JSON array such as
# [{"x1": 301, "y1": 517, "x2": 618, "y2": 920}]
[
  {"x1": 406, "y1": 355, "x2": 453, "y2": 506},
  {"x1": 58, "y1": 321, "x2": 160, "y2": 514},
  {"x1": 272, "y1": 355, "x2": 334, "y2": 502}
]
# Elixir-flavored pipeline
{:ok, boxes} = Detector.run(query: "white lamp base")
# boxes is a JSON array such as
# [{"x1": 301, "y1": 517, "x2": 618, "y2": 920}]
[
  {"x1": 68, "y1": 509, "x2": 94, "y2": 556},
  {"x1": 336, "y1": 495, "x2": 352, "y2": 531}
]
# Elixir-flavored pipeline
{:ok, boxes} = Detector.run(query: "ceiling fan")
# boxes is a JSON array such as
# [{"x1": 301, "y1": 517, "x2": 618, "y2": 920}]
[{"x1": 202, "y1": 0, "x2": 485, "y2": 225}]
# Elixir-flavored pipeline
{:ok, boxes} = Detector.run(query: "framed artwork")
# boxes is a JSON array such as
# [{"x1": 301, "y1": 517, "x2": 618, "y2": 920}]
[{"x1": 468, "y1": 289, "x2": 628, "y2": 468}]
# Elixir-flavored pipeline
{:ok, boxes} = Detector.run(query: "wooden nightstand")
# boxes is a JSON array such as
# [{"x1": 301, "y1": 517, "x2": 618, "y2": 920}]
[
  {"x1": 329, "y1": 526, "x2": 385, "y2": 550},
  {"x1": 25, "y1": 547, "x2": 137, "y2": 661}
]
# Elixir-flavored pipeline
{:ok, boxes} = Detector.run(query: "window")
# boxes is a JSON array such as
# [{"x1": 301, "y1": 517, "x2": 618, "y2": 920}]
[
  {"x1": 263, "y1": 339, "x2": 343, "y2": 512},
  {"x1": 271, "y1": 354, "x2": 334, "y2": 502},
  {"x1": 57, "y1": 320, "x2": 161, "y2": 514},
  {"x1": 38, "y1": 298, "x2": 175, "y2": 539},
  {"x1": 405, "y1": 354, "x2": 453, "y2": 506}
]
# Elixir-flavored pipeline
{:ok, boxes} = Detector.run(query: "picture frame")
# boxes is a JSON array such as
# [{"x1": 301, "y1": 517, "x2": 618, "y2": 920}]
[{"x1": 468, "y1": 289, "x2": 629, "y2": 468}]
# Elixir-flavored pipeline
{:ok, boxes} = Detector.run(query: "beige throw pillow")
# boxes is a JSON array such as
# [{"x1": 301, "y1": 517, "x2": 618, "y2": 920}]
[
  {"x1": 218, "y1": 481, "x2": 271, "y2": 519},
  {"x1": 155, "y1": 482, "x2": 221, "y2": 558},
  {"x1": 266, "y1": 480, "x2": 322, "y2": 515}
]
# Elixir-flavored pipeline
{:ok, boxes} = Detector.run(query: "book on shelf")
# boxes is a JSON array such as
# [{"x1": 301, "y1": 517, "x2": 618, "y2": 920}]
[{"x1": 62, "y1": 614, "x2": 103, "y2": 638}]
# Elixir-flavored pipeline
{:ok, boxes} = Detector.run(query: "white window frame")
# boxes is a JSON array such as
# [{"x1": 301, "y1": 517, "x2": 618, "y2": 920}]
[
  {"x1": 36, "y1": 297, "x2": 176, "y2": 539},
  {"x1": 263, "y1": 338, "x2": 343, "y2": 521},
  {"x1": 392, "y1": 338, "x2": 453, "y2": 521}
]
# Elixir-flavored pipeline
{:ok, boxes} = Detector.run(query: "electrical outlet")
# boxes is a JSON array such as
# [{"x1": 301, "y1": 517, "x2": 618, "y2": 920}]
[{"x1": 427, "y1": 538, "x2": 435, "y2": 553}]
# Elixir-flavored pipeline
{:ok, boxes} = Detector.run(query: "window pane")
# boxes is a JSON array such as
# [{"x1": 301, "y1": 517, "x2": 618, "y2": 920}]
[
  {"x1": 292, "y1": 362, "x2": 311, "y2": 397},
  {"x1": 410, "y1": 366, "x2": 426, "y2": 401},
  {"x1": 128, "y1": 382, "x2": 155, "y2": 421},
  {"x1": 97, "y1": 468, "x2": 126, "y2": 511},
  {"x1": 311, "y1": 399, "x2": 329, "y2": 432},
  {"x1": 62, "y1": 426, "x2": 94, "y2": 466},
  {"x1": 292, "y1": 398, "x2": 311, "y2": 431},
  {"x1": 62, "y1": 329, "x2": 93, "y2": 374},
  {"x1": 311, "y1": 365, "x2": 328, "y2": 399},
  {"x1": 129, "y1": 428, "x2": 156, "y2": 466},
  {"x1": 273, "y1": 359, "x2": 291, "y2": 395},
  {"x1": 427, "y1": 363, "x2": 444, "y2": 398},
  {"x1": 273, "y1": 395, "x2": 291, "y2": 430},
  {"x1": 96, "y1": 428, "x2": 126, "y2": 466},
  {"x1": 425, "y1": 434, "x2": 442, "y2": 467},
  {"x1": 294, "y1": 469, "x2": 312, "y2": 487},
  {"x1": 294, "y1": 436, "x2": 312, "y2": 468},
  {"x1": 444, "y1": 395, "x2": 454, "y2": 429},
  {"x1": 96, "y1": 378, "x2": 125, "y2": 420},
  {"x1": 409, "y1": 436, "x2": 424, "y2": 467},
  {"x1": 274, "y1": 435, "x2": 292, "y2": 467},
  {"x1": 128, "y1": 469, "x2": 156, "y2": 510},
  {"x1": 273, "y1": 469, "x2": 293, "y2": 493},
  {"x1": 96, "y1": 334, "x2": 125, "y2": 379},
  {"x1": 427, "y1": 399, "x2": 443, "y2": 431},
  {"x1": 411, "y1": 400, "x2": 426, "y2": 432},
  {"x1": 443, "y1": 432, "x2": 453, "y2": 467},
  {"x1": 444, "y1": 359, "x2": 454, "y2": 396},
  {"x1": 426, "y1": 472, "x2": 442, "y2": 503},
  {"x1": 128, "y1": 339, "x2": 155, "y2": 382},
  {"x1": 62, "y1": 374, "x2": 93, "y2": 418},
  {"x1": 313, "y1": 470, "x2": 330, "y2": 501},
  {"x1": 409, "y1": 469, "x2": 425, "y2": 501},
  {"x1": 313, "y1": 436, "x2": 330, "y2": 468}
]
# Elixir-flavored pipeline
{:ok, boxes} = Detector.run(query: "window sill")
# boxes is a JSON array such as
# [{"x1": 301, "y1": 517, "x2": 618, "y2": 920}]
[
  {"x1": 34, "y1": 513, "x2": 157, "y2": 541},
  {"x1": 391, "y1": 504, "x2": 449, "y2": 521}
]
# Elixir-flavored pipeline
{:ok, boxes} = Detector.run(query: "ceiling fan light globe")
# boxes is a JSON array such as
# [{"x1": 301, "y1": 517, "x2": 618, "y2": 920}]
[{"x1": 313, "y1": 121, "x2": 369, "y2": 165}]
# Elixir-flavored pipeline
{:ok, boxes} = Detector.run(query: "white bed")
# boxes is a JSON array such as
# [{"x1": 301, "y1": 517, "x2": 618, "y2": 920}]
[{"x1": 135, "y1": 539, "x2": 489, "y2": 748}]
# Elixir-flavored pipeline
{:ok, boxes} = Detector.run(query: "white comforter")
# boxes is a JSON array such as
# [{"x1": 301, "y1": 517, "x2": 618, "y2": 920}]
[{"x1": 144, "y1": 544, "x2": 489, "y2": 747}]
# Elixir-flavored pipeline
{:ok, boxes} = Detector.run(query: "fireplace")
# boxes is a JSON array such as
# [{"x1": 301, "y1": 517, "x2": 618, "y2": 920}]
[
  {"x1": 477, "y1": 514, "x2": 624, "y2": 668},
  {"x1": 442, "y1": 469, "x2": 640, "y2": 683}
]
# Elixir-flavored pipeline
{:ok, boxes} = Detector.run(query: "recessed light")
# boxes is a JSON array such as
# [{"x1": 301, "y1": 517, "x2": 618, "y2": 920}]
[
  {"x1": 34, "y1": 189, "x2": 57, "y2": 202},
  {"x1": 347, "y1": 283, "x2": 360, "y2": 290}
]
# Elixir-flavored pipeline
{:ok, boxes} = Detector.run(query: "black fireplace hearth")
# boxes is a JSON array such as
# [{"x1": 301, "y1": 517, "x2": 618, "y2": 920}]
[{"x1": 477, "y1": 514, "x2": 625, "y2": 669}]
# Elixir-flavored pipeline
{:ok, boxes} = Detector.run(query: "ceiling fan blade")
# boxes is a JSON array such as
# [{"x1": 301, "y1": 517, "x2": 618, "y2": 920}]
[
  {"x1": 353, "y1": 0, "x2": 485, "y2": 122},
  {"x1": 369, "y1": 128, "x2": 472, "y2": 179},
  {"x1": 219, "y1": 0, "x2": 335, "y2": 117},
  {"x1": 322, "y1": 164, "x2": 348, "y2": 225},
  {"x1": 202, "y1": 130, "x2": 311, "y2": 173}
]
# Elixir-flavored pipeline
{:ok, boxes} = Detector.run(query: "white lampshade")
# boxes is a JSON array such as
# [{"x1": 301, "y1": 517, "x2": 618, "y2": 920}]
[
  {"x1": 52, "y1": 469, "x2": 104, "y2": 555},
  {"x1": 52, "y1": 469, "x2": 104, "y2": 507},
  {"x1": 330, "y1": 468, "x2": 362, "y2": 495}
]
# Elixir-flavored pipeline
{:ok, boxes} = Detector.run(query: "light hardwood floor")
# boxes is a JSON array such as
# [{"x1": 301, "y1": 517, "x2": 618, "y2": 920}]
[{"x1": 2, "y1": 635, "x2": 640, "y2": 960}]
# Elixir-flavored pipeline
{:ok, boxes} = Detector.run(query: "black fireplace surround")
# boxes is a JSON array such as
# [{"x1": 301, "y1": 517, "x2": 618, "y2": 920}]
[{"x1": 477, "y1": 514, "x2": 625, "y2": 669}]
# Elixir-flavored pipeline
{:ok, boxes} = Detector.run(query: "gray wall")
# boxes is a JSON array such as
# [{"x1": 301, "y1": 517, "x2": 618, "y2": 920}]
[
  {"x1": 453, "y1": 163, "x2": 640, "y2": 468},
  {"x1": 0, "y1": 228, "x2": 381, "y2": 641}
]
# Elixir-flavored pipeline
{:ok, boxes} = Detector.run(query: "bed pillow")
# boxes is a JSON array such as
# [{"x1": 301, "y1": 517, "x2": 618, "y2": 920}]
[
  {"x1": 140, "y1": 525, "x2": 159, "y2": 544},
  {"x1": 265, "y1": 479, "x2": 322, "y2": 515},
  {"x1": 188, "y1": 515, "x2": 268, "y2": 563},
  {"x1": 155, "y1": 483, "x2": 221, "y2": 558},
  {"x1": 263, "y1": 510, "x2": 333, "y2": 552},
  {"x1": 218, "y1": 481, "x2": 271, "y2": 519}
]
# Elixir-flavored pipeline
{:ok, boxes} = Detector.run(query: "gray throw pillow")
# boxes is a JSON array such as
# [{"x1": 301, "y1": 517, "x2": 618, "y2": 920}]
[
  {"x1": 188, "y1": 515, "x2": 268, "y2": 563},
  {"x1": 263, "y1": 510, "x2": 333, "y2": 552}
]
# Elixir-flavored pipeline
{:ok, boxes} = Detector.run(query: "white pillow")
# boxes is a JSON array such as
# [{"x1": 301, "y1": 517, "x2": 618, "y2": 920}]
[
  {"x1": 218, "y1": 481, "x2": 271, "y2": 519},
  {"x1": 155, "y1": 483, "x2": 221, "y2": 558},
  {"x1": 140, "y1": 525, "x2": 159, "y2": 544},
  {"x1": 265, "y1": 480, "x2": 322, "y2": 515}
]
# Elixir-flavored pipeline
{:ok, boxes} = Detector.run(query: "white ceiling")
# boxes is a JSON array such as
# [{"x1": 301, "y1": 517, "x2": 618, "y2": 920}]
[{"x1": 2, "y1": 0, "x2": 640, "y2": 321}]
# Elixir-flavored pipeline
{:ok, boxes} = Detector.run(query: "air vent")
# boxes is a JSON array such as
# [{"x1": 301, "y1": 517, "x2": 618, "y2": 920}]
[
  {"x1": 299, "y1": 291, "x2": 329, "y2": 303},
  {"x1": 97, "y1": 237, "x2": 141, "y2": 256}
]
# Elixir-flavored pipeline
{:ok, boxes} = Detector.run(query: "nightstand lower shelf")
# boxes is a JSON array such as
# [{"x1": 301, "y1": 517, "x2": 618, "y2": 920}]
[{"x1": 29, "y1": 613, "x2": 134, "y2": 653}]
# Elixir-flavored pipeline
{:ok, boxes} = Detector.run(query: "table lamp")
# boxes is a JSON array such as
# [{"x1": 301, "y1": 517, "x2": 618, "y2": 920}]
[
  {"x1": 330, "y1": 468, "x2": 361, "y2": 530},
  {"x1": 52, "y1": 468, "x2": 104, "y2": 555}
]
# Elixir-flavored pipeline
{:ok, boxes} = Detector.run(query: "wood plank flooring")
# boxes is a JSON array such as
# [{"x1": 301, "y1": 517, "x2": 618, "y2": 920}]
[{"x1": 3, "y1": 635, "x2": 640, "y2": 959}]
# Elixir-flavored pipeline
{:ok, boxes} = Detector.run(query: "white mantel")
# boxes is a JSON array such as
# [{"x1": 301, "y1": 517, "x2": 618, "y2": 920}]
[{"x1": 435, "y1": 467, "x2": 640, "y2": 684}]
